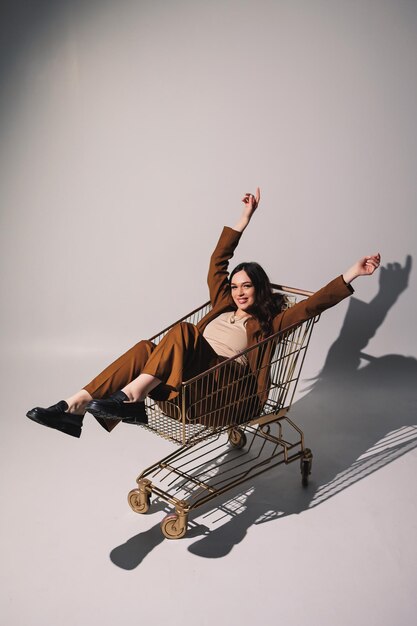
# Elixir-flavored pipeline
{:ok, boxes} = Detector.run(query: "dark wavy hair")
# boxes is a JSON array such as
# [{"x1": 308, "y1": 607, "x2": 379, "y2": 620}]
[{"x1": 229, "y1": 262, "x2": 287, "y2": 337}]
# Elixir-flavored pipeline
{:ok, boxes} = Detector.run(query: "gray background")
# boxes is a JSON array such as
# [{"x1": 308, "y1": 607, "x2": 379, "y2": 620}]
[{"x1": 1, "y1": 1, "x2": 416, "y2": 625}]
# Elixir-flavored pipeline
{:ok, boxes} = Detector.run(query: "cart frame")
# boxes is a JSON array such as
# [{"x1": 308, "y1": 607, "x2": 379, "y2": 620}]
[{"x1": 127, "y1": 284, "x2": 319, "y2": 538}]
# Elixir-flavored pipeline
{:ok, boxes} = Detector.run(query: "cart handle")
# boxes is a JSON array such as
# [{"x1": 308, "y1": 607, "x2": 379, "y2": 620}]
[{"x1": 271, "y1": 283, "x2": 314, "y2": 297}]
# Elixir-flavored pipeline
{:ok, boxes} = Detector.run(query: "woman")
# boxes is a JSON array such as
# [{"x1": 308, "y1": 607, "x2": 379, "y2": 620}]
[{"x1": 26, "y1": 188, "x2": 381, "y2": 437}]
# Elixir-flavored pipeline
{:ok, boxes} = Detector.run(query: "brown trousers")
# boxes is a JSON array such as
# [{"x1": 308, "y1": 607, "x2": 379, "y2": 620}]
[{"x1": 84, "y1": 322, "x2": 260, "y2": 432}]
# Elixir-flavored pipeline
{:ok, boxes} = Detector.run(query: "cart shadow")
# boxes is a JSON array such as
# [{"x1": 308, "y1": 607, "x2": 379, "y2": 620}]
[{"x1": 110, "y1": 256, "x2": 417, "y2": 565}]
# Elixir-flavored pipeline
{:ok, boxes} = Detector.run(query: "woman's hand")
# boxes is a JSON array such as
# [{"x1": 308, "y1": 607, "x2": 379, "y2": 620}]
[
  {"x1": 343, "y1": 253, "x2": 381, "y2": 284},
  {"x1": 233, "y1": 187, "x2": 261, "y2": 232},
  {"x1": 242, "y1": 187, "x2": 261, "y2": 219}
]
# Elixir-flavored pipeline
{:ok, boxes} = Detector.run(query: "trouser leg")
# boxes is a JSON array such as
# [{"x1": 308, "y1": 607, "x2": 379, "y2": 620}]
[
  {"x1": 83, "y1": 339, "x2": 157, "y2": 399},
  {"x1": 83, "y1": 339, "x2": 157, "y2": 432},
  {"x1": 83, "y1": 323, "x2": 218, "y2": 432},
  {"x1": 141, "y1": 322, "x2": 219, "y2": 391}
]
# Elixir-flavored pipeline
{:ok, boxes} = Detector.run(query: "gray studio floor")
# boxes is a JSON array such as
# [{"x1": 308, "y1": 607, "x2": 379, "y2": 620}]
[{"x1": 1, "y1": 351, "x2": 416, "y2": 626}]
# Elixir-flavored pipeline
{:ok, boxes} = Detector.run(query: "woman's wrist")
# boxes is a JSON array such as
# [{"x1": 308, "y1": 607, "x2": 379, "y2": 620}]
[
  {"x1": 342, "y1": 268, "x2": 357, "y2": 284},
  {"x1": 233, "y1": 216, "x2": 250, "y2": 232}
]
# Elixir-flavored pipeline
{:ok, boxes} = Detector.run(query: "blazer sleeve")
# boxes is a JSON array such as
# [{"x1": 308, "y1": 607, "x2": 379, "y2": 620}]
[
  {"x1": 272, "y1": 275, "x2": 354, "y2": 333},
  {"x1": 207, "y1": 226, "x2": 242, "y2": 308}
]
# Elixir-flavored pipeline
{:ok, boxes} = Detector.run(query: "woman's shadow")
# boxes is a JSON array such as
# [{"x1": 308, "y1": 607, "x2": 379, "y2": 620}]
[{"x1": 110, "y1": 256, "x2": 416, "y2": 566}]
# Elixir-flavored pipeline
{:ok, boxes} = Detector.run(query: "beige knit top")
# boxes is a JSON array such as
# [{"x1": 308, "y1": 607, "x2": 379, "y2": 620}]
[{"x1": 203, "y1": 312, "x2": 250, "y2": 365}]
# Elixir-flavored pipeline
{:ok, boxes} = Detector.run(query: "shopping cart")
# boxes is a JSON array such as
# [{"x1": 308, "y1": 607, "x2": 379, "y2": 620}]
[{"x1": 127, "y1": 284, "x2": 319, "y2": 539}]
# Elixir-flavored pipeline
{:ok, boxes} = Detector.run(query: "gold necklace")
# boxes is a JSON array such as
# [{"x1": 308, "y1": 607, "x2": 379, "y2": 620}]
[{"x1": 230, "y1": 312, "x2": 249, "y2": 324}]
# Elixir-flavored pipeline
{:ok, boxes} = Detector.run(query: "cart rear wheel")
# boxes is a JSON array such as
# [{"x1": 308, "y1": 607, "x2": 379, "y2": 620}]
[
  {"x1": 228, "y1": 427, "x2": 247, "y2": 449},
  {"x1": 128, "y1": 488, "x2": 151, "y2": 513},
  {"x1": 300, "y1": 448, "x2": 313, "y2": 487},
  {"x1": 160, "y1": 514, "x2": 187, "y2": 539},
  {"x1": 301, "y1": 462, "x2": 310, "y2": 486}
]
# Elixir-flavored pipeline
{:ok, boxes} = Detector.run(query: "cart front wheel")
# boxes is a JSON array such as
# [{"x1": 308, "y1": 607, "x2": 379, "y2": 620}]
[
  {"x1": 128, "y1": 488, "x2": 151, "y2": 513},
  {"x1": 228, "y1": 427, "x2": 247, "y2": 449},
  {"x1": 160, "y1": 514, "x2": 187, "y2": 539}
]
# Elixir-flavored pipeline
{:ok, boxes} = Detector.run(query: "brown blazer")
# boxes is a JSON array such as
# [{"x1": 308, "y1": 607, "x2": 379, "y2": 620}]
[{"x1": 196, "y1": 226, "x2": 354, "y2": 404}]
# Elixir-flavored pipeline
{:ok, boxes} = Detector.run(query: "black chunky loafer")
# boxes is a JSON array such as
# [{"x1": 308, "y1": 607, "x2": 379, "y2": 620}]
[
  {"x1": 26, "y1": 401, "x2": 83, "y2": 438},
  {"x1": 85, "y1": 391, "x2": 148, "y2": 424}
]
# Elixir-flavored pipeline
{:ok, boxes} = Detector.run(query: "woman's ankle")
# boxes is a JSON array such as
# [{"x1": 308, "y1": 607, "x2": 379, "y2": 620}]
[
  {"x1": 122, "y1": 374, "x2": 162, "y2": 403},
  {"x1": 120, "y1": 387, "x2": 142, "y2": 402},
  {"x1": 65, "y1": 390, "x2": 93, "y2": 414}
]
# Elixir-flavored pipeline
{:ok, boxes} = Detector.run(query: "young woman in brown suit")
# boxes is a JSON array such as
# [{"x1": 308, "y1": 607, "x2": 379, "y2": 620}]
[{"x1": 26, "y1": 188, "x2": 381, "y2": 437}]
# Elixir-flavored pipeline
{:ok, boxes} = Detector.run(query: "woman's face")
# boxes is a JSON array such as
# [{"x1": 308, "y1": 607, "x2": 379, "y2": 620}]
[{"x1": 230, "y1": 270, "x2": 256, "y2": 314}]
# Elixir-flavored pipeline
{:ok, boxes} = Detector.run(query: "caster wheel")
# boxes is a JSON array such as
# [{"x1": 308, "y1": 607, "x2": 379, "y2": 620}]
[
  {"x1": 301, "y1": 462, "x2": 310, "y2": 487},
  {"x1": 160, "y1": 514, "x2": 187, "y2": 539},
  {"x1": 128, "y1": 488, "x2": 151, "y2": 513},
  {"x1": 228, "y1": 427, "x2": 247, "y2": 449},
  {"x1": 300, "y1": 448, "x2": 313, "y2": 487}
]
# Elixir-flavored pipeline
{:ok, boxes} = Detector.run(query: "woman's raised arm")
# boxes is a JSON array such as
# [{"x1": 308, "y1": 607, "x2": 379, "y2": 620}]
[
  {"x1": 233, "y1": 187, "x2": 261, "y2": 232},
  {"x1": 272, "y1": 252, "x2": 381, "y2": 334}
]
